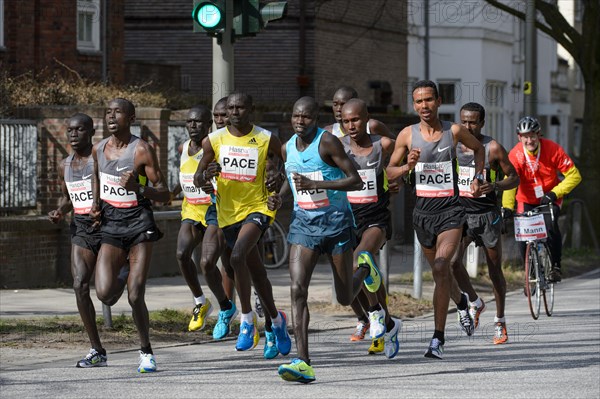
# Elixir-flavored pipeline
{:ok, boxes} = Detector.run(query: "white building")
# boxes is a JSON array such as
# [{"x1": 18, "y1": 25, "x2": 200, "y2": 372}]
[{"x1": 406, "y1": 0, "x2": 571, "y2": 151}]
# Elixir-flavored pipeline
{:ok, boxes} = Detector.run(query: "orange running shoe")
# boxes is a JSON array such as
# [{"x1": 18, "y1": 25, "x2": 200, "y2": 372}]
[
  {"x1": 469, "y1": 298, "x2": 486, "y2": 329},
  {"x1": 493, "y1": 322, "x2": 508, "y2": 345},
  {"x1": 350, "y1": 321, "x2": 369, "y2": 342}
]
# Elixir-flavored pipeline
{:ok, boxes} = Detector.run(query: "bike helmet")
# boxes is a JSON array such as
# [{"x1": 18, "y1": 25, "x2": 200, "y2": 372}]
[{"x1": 516, "y1": 116, "x2": 541, "y2": 134}]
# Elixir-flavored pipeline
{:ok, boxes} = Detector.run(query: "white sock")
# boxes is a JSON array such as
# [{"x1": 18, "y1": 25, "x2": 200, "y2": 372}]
[
  {"x1": 241, "y1": 311, "x2": 254, "y2": 324},
  {"x1": 471, "y1": 296, "x2": 483, "y2": 307},
  {"x1": 494, "y1": 316, "x2": 505, "y2": 323},
  {"x1": 194, "y1": 294, "x2": 205, "y2": 306},
  {"x1": 272, "y1": 312, "x2": 283, "y2": 327}
]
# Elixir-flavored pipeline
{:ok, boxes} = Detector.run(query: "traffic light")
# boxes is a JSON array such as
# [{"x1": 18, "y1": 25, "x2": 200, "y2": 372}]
[
  {"x1": 233, "y1": 1, "x2": 287, "y2": 38},
  {"x1": 192, "y1": 1, "x2": 226, "y2": 36}
]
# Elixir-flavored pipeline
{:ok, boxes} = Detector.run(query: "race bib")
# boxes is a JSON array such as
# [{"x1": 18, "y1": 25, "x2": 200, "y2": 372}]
[
  {"x1": 99, "y1": 172, "x2": 138, "y2": 208},
  {"x1": 415, "y1": 161, "x2": 454, "y2": 197},
  {"x1": 219, "y1": 145, "x2": 259, "y2": 182},
  {"x1": 180, "y1": 172, "x2": 212, "y2": 205},
  {"x1": 347, "y1": 169, "x2": 378, "y2": 204},
  {"x1": 66, "y1": 179, "x2": 93, "y2": 214},
  {"x1": 514, "y1": 214, "x2": 547, "y2": 241},
  {"x1": 534, "y1": 185, "x2": 544, "y2": 198},
  {"x1": 457, "y1": 166, "x2": 486, "y2": 198},
  {"x1": 292, "y1": 170, "x2": 330, "y2": 209}
]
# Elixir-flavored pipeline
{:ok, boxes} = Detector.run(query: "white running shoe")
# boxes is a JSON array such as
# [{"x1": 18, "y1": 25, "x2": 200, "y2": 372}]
[
  {"x1": 368, "y1": 309, "x2": 386, "y2": 339},
  {"x1": 138, "y1": 351, "x2": 157, "y2": 373},
  {"x1": 384, "y1": 318, "x2": 402, "y2": 359}
]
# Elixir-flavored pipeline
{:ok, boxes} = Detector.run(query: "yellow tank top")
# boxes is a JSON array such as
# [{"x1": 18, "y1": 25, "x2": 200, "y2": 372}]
[
  {"x1": 180, "y1": 140, "x2": 212, "y2": 225},
  {"x1": 209, "y1": 126, "x2": 276, "y2": 227}
]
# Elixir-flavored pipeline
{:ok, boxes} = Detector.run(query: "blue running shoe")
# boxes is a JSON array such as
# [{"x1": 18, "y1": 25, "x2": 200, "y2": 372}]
[
  {"x1": 213, "y1": 301, "x2": 238, "y2": 340},
  {"x1": 272, "y1": 311, "x2": 292, "y2": 356},
  {"x1": 358, "y1": 251, "x2": 381, "y2": 293},
  {"x1": 263, "y1": 330, "x2": 279, "y2": 359},
  {"x1": 236, "y1": 316, "x2": 258, "y2": 351},
  {"x1": 278, "y1": 358, "x2": 315, "y2": 383},
  {"x1": 384, "y1": 318, "x2": 402, "y2": 359}
]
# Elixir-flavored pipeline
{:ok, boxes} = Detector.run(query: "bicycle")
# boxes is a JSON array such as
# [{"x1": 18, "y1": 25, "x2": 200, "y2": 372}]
[
  {"x1": 513, "y1": 204, "x2": 555, "y2": 320},
  {"x1": 262, "y1": 219, "x2": 289, "y2": 270}
]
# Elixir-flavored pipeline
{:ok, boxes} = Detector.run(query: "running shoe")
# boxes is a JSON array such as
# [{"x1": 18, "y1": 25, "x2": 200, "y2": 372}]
[
  {"x1": 358, "y1": 251, "x2": 381, "y2": 293},
  {"x1": 213, "y1": 301, "x2": 238, "y2": 340},
  {"x1": 493, "y1": 322, "x2": 508, "y2": 345},
  {"x1": 384, "y1": 318, "x2": 402, "y2": 359},
  {"x1": 424, "y1": 338, "x2": 444, "y2": 360},
  {"x1": 368, "y1": 309, "x2": 386, "y2": 339},
  {"x1": 368, "y1": 337, "x2": 384, "y2": 354},
  {"x1": 236, "y1": 313, "x2": 259, "y2": 351},
  {"x1": 263, "y1": 330, "x2": 279, "y2": 359},
  {"x1": 188, "y1": 299, "x2": 213, "y2": 332},
  {"x1": 137, "y1": 351, "x2": 157, "y2": 373},
  {"x1": 76, "y1": 348, "x2": 107, "y2": 368},
  {"x1": 457, "y1": 307, "x2": 474, "y2": 336},
  {"x1": 278, "y1": 358, "x2": 315, "y2": 383},
  {"x1": 254, "y1": 291, "x2": 264, "y2": 318},
  {"x1": 468, "y1": 298, "x2": 486, "y2": 329},
  {"x1": 350, "y1": 321, "x2": 369, "y2": 342},
  {"x1": 272, "y1": 311, "x2": 292, "y2": 356}
]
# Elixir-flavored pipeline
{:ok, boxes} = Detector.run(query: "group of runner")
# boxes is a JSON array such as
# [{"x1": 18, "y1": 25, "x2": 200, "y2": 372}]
[{"x1": 49, "y1": 79, "x2": 581, "y2": 382}]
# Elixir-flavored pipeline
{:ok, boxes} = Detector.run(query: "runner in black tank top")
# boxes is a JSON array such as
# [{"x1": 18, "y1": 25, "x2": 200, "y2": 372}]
[
  {"x1": 339, "y1": 99, "x2": 402, "y2": 359},
  {"x1": 48, "y1": 113, "x2": 127, "y2": 368},
  {"x1": 451, "y1": 103, "x2": 520, "y2": 345},
  {"x1": 385, "y1": 81, "x2": 485, "y2": 360},
  {"x1": 91, "y1": 98, "x2": 170, "y2": 373}
]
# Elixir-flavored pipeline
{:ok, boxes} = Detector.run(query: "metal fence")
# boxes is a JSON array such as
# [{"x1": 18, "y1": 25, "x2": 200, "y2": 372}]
[{"x1": 0, "y1": 120, "x2": 38, "y2": 213}]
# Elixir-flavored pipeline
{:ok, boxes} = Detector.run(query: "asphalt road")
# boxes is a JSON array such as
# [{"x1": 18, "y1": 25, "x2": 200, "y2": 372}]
[{"x1": 1, "y1": 269, "x2": 598, "y2": 398}]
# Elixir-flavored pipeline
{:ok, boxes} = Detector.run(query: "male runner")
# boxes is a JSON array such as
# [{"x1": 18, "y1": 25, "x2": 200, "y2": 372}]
[
  {"x1": 193, "y1": 92, "x2": 291, "y2": 357},
  {"x1": 451, "y1": 102, "x2": 520, "y2": 344},
  {"x1": 386, "y1": 81, "x2": 485, "y2": 359},
  {"x1": 48, "y1": 113, "x2": 126, "y2": 368},
  {"x1": 276, "y1": 96, "x2": 383, "y2": 383},
  {"x1": 90, "y1": 98, "x2": 170, "y2": 373},
  {"x1": 340, "y1": 99, "x2": 402, "y2": 359},
  {"x1": 172, "y1": 105, "x2": 238, "y2": 337}
]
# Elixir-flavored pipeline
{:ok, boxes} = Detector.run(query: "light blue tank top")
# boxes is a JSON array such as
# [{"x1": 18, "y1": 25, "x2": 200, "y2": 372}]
[{"x1": 285, "y1": 128, "x2": 354, "y2": 236}]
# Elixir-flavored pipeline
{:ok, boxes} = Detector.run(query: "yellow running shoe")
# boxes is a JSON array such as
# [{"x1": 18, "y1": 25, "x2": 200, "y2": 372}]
[
  {"x1": 252, "y1": 313, "x2": 260, "y2": 349},
  {"x1": 358, "y1": 251, "x2": 381, "y2": 293},
  {"x1": 368, "y1": 337, "x2": 384, "y2": 354},
  {"x1": 188, "y1": 299, "x2": 213, "y2": 332},
  {"x1": 278, "y1": 358, "x2": 315, "y2": 383}
]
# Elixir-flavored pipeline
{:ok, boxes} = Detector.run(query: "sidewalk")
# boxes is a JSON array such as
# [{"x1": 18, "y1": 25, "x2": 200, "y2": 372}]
[{"x1": 0, "y1": 244, "x2": 438, "y2": 324}]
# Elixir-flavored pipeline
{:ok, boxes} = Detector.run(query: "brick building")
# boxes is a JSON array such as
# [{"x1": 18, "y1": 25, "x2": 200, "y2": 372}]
[
  {"x1": 0, "y1": 0, "x2": 125, "y2": 83},
  {"x1": 124, "y1": 0, "x2": 409, "y2": 110}
]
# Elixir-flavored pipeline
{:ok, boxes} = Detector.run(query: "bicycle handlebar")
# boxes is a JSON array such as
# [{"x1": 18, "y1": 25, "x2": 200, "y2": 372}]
[{"x1": 511, "y1": 203, "x2": 555, "y2": 222}]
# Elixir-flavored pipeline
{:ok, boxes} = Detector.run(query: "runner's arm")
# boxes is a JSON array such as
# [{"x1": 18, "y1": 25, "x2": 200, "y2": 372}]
[{"x1": 48, "y1": 159, "x2": 73, "y2": 223}]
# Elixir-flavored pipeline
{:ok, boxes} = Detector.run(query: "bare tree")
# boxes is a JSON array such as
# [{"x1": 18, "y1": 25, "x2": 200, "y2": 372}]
[{"x1": 485, "y1": 0, "x2": 599, "y2": 239}]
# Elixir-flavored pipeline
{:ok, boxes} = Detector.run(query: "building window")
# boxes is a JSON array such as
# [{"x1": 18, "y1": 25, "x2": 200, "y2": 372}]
[
  {"x1": 181, "y1": 74, "x2": 192, "y2": 92},
  {"x1": 438, "y1": 82, "x2": 458, "y2": 105},
  {"x1": 77, "y1": 0, "x2": 100, "y2": 52},
  {"x1": 0, "y1": 0, "x2": 5, "y2": 48},
  {"x1": 484, "y1": 81, "x2": 505, "y2": 141}
]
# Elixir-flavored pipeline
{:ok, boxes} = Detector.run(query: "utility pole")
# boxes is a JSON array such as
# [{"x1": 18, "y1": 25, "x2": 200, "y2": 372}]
[
  {"x1": 524, "y1": 0, "x2": 537, "y2": 116},
  {"x1": 212, "y1": 0, "x2": 234, "y2": 122}
]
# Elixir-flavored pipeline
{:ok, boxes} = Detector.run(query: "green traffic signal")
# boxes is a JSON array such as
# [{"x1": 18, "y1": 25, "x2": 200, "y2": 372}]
[{"x1": 192, "y1": 1, "x2": 225, "y2": 34}]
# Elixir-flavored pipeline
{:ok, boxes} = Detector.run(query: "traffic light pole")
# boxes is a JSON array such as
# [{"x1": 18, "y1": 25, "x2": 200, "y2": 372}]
[
  {"x1": 524, "y1": 0, "x2": 537, "y2": 116},
  {"x1": 212, "y1": 0, "x2": 234, "y2": 123}
]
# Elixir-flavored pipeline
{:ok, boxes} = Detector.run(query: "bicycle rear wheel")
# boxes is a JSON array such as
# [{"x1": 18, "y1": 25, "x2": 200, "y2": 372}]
[
  {"x1": 525, "y1": 242, "x2": 541, "y2": 320},
  {"x1": 538, "y1": 243, "x2": 555, "y2": 316},
  {"x1": 262, "y1": 220, "x2": 289, "y2": 269}
]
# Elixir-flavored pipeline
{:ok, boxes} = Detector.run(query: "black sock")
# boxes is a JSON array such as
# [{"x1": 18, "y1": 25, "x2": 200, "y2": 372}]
[
  {"x1": 141, "y1": 345, "x2": 153, "y2": 355},
  {"x1": 457, "y1": 293, "x2": 468, "y2": 310},
  {"x1": 359, "y1": 316, "x2": 369, "y2": 324},
  {"x1": 433, "y1": 330, "x2": 445, "y2": 345},
  {"x1": 95, "y1": 348, "x2": 106, "y2": 356},
  {"x1": 368, "y1": 304, "x2": 382, "y2": 313},
  {"x1": 220, "y1": 299, "x2": 232, "y2": 311},
  {"x1": 386, "y1": 318, "x2": 396, "y2": 331}
]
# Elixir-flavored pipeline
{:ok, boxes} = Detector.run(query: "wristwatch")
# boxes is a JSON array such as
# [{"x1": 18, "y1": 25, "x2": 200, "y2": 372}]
[
  {"x1": 138, "y1": 185, "x2": 146, "y2": 196},
  {"x1": 474, "y1": 173, "x2": 485, "y2": 183}
]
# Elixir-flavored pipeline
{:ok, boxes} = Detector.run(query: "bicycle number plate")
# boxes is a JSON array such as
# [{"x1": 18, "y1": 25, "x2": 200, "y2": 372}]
[{"x1": 514, "y1": 214, "x2": 547, "y2": 241}]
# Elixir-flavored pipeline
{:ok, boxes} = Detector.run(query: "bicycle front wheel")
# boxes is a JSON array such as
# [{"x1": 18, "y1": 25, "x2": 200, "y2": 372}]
[
  {"x1": 262, "y1": 220, "x2": 289, "y2": 270},
  {"x1": 538, "y1": 243, "x2": 555, "y2": 316},
  {"x1": 525, "y1": 242, "x2": 541, "y2": 320}
]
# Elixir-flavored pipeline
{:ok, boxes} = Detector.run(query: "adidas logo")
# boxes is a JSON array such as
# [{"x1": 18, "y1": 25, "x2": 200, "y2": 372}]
[{"x1": 248, "y1": 137, "x2": 258, "y2": 145}]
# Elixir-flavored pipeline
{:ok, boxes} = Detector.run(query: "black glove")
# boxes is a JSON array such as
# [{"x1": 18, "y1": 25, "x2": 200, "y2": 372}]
[
  {"x1": 501, "y1": 207, "x2": 513, "y2": 220},
  {"x1": 540, "y1": 191, "x2": 557, "y2": 205}
]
